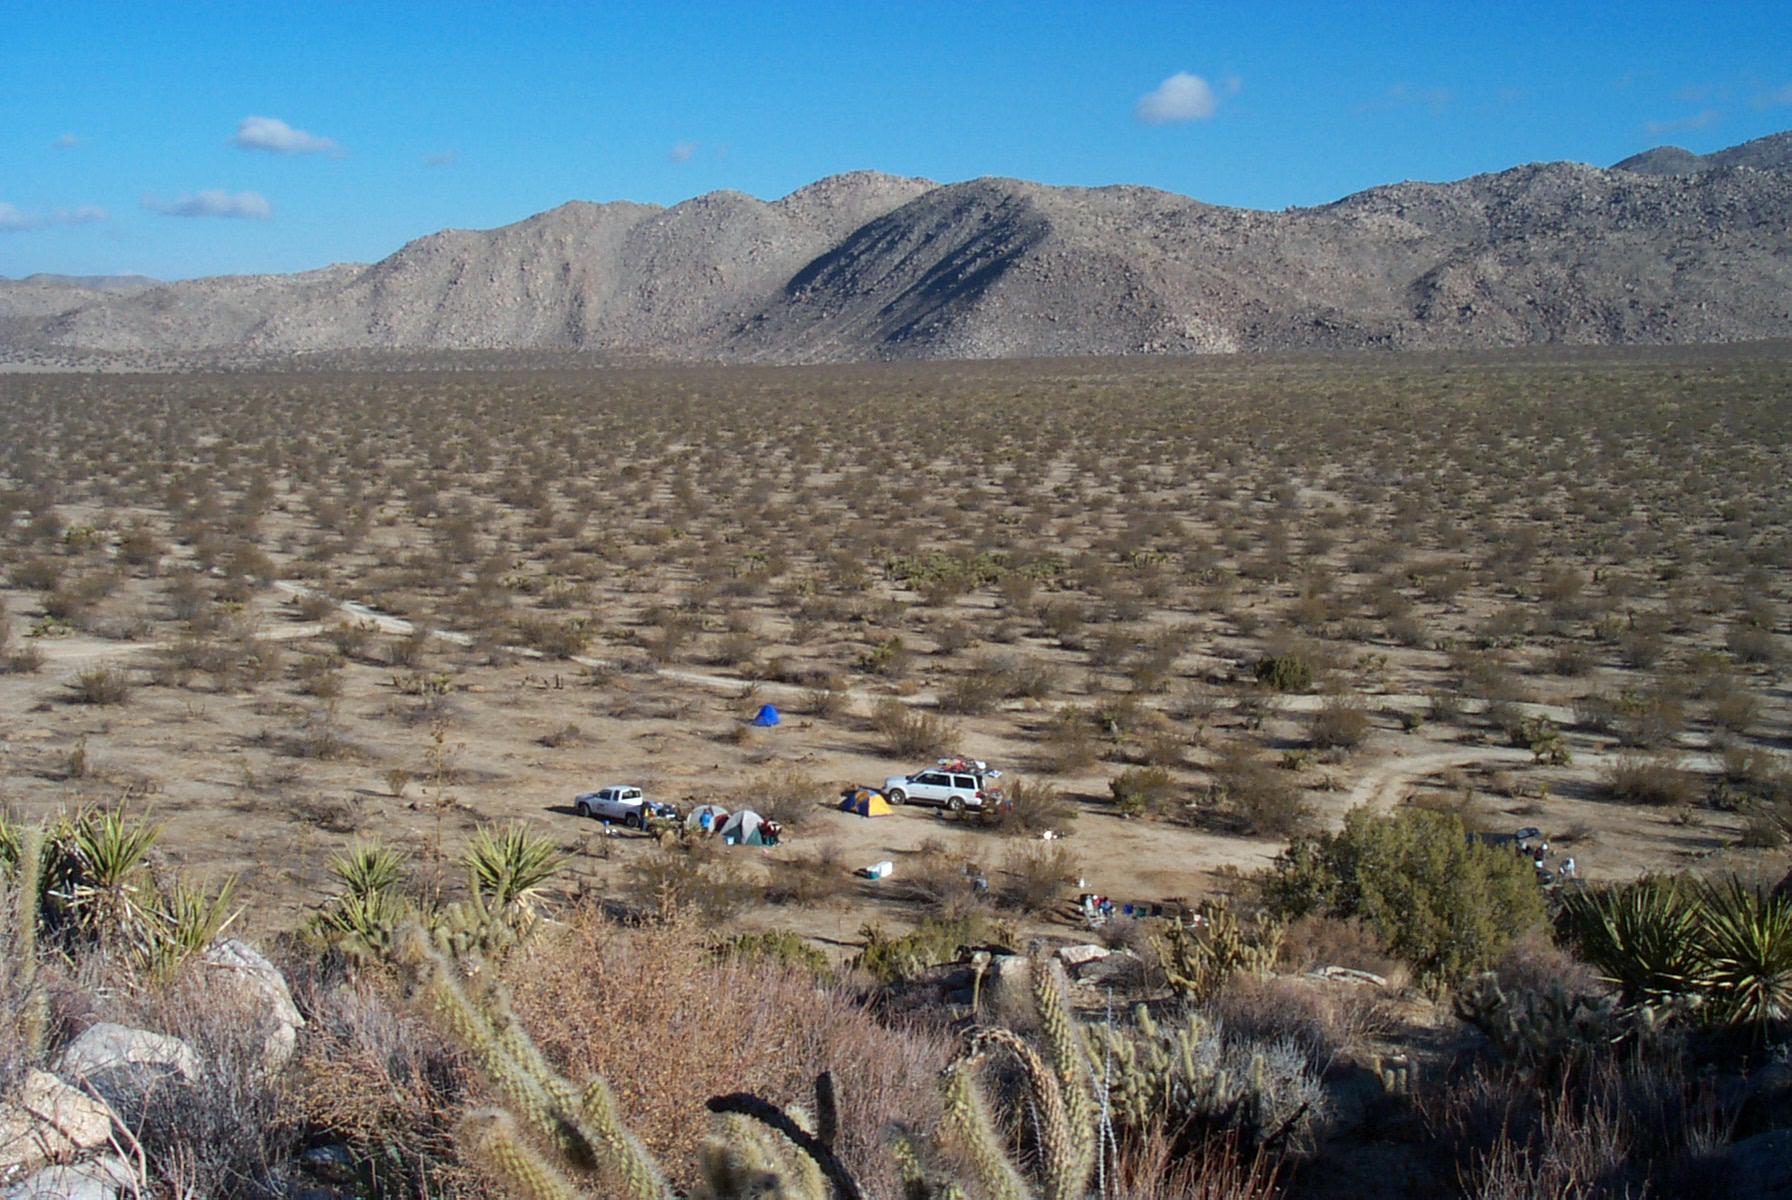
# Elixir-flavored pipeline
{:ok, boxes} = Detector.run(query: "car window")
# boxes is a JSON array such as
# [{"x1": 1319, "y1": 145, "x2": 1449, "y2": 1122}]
[
  {"x1": 916, "y1": 772, "x2": 947, "y2": 786},
  {"x1": 953, "y1": 775, "x2": 975, "y2": 789},
  {"x1": 622, "y1": 789, "x2": 641, "y2": 801}
]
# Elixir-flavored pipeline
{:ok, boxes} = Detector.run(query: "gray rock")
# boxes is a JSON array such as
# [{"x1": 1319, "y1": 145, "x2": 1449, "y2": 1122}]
[
  {"x1": 202, "y1": 937, "x2": 304, "y2": 1071},
  {"x1": 2, "y1": 1155, "x2": 136, "y2": 1200},
  {"x1": 53, "y1": 1023, "x2": 199, "y2": 1126},
  {"x1": 0, "y1": 1071, "x2": 117, "y2": 1175}
]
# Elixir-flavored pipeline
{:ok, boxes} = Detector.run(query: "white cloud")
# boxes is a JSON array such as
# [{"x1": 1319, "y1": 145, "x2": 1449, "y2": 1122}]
[
  {"x1": 0, "y1": 202, "x2": 108, "y2": 232},
  {"x1": 230, "y1": 116, "x2": 341, "y2": 156},
  {"x1": 1134, "y1": 72, "x2": 1221, "y2": 124},
  {"x1": 424, "y1": 150, "x2": 457, "y2": 167},
  {"x1": 1645, "y1": 108, "x2": 1721, "y2": 136},
  {"x1": 668, "y1": 140, "x2": 698, "y2": 163},
  {"x1": 52, "y1": 132, "x2": 82, "y2": 149},
  {"x1": 141, "y1": 190, "x2": 273, "y2": 219}
]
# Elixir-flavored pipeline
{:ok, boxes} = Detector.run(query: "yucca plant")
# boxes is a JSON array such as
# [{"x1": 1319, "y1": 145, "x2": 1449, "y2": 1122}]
[
  {"x1": 1696, "y1": 878, "x2": 1792, "y2": 1032},
  {"x1": 330, "y1": 839, "x2": 407, "y2": 901},
  {"x1": 44, "y1": 807, "x2": 164, "y2": 947},
  {"x1": 136, "y1": 877, "x2": 239, "y2": 981},
  {"x1": 464, "y1": 824, "x2": 565, "y2": 915},
  {"x1": 1556, "y1": 877, "x2": 1710, "y2": 1006}
]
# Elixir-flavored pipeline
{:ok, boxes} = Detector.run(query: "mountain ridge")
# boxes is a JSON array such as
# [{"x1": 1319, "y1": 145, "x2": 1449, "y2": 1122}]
[{"x1": 4, "y1": 142, "x2": 1790, "y2": 363}]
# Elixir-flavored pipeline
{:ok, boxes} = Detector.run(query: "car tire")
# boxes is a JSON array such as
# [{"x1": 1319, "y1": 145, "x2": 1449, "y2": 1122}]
[
  {"x1": 947, "y1": 796, "x2": 965, "y2": 813},
  {"x1": 577, "y1": 802, "x2": 591, "y2": 818},
  {"x1": 887, "y1": 789, "x2": 907, "y2": 805},
  {"x1": 624, "y1": 812, "x2": 641, "y2": 830}
]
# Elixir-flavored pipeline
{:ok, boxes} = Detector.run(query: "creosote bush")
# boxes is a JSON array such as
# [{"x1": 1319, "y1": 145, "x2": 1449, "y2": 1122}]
[{"x1": 1265, "y1": 806, "x2": 1546, "y2": 989}]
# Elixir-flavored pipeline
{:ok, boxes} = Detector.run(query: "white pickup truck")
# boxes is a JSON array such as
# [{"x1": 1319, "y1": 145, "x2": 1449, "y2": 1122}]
[{"x1": 573, "y1": 785, "x2": 667, "y2": 829}]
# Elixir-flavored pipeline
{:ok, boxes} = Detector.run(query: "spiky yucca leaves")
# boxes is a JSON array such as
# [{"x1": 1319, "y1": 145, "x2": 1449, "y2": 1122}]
[
  {"x1": 464, "y1": 823, "x2": 564, "y2": 915},
  {"x1": 309, "y1": 839, "x2": 413, "y2": 961},
  {"x1": 53, "y1": 806, "x2": 163, "y2": 944},
  {"x1": 136, "y1": 876, "x2": 238, "y2": 982},
  {"x1": 1697, "y1": 878, "x2": 1792, "y2": 1030},
  {"x1": 1557, "y1": 877, "x2": 1709, "y2": 1006},
  {"x1": 332, "y1": 839, "x2": 407, "y2": 900}
]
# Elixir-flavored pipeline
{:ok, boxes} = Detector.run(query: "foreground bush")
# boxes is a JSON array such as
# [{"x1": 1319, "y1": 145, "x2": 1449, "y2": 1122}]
[{"x1": 1265, "y1": 806, "x2": 1546, "y2": 989}]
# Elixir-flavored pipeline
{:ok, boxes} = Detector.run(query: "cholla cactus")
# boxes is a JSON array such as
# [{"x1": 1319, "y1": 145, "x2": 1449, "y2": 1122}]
[
  {"x1": 1152, "y1": 899, "x2": 1284, "y2": 1003},
  {"x1": 1082, "y1": 1004, "x2": 1324, "y2": 1153},
  {"x1": 8, "y1": 824, "x2": 48, "y2": 1058}
]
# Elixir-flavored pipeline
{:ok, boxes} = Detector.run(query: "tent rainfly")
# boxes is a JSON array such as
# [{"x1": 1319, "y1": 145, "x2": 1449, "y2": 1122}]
[
  {"x1": 719, "y1": 808, "x2": 773, "y2": 846},
  {"x1": 839, "y1": 788, "x2": 892, "y2": 817}
]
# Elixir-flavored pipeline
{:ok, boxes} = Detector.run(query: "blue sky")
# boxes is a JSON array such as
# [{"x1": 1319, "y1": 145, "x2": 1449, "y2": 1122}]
[{"x1": 4, "y1": 2, "x2": 1790, "y2": 280}]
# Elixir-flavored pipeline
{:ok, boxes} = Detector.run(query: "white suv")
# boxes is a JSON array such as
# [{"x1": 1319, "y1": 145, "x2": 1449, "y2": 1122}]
[
  {"x1": 882, "y1": 762, "x2": 1002, "y2": 812},
  {"x1": 574, "y1": 786, "x2": 658, "y2": 828}
]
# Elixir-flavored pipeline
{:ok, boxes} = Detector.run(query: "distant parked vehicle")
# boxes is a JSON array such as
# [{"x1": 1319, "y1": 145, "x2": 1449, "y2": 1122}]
[
  {"x1": 572, "y1": 785, "x2": 672, "y2": 828},
  {"x1": 882, "y1": 758, "x2": 1002, "y2": 813}
]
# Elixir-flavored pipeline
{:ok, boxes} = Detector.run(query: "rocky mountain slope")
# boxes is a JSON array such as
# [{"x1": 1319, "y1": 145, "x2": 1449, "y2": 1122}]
[{"x1": 4, "y1": 134, "x2": 1790, "y2": 362}]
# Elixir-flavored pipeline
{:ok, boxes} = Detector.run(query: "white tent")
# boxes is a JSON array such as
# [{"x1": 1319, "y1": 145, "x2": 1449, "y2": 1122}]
[{"x1": 685, "y1": 804, "x2": 731, "y2": 832}]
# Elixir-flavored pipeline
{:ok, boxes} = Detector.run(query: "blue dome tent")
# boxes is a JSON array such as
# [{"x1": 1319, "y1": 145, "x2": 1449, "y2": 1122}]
[{"x1": 751, "y1": 704, "x2": 781, "y2": 727}]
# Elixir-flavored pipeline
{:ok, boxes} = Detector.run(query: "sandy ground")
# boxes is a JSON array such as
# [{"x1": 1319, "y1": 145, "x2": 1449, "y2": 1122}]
[{"x1": 3, "y1": 573, "x2": 1778, "y2": 951}]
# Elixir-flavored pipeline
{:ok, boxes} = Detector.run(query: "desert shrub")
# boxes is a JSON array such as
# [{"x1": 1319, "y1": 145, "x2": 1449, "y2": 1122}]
[
  {"x1": 1206, "y1": 741, "x2": 1312, "y2": 838},
  {"x1": 1548, "y1": 642, "x2": 1595, "y2": 677},
  {"x1": 1254, "y1": 654, "x2": 1311, "y2": 693},
  {"x1": 871, "y1": 697, "x2": 958, "y2": 758},
  {"x1": 1265, "y1": 806, "x2": 1546, "y2": 989},
  {"x1": 507, "y1": 912, "x2": 952, "y2": 1191},
  {"x1": 289, "y1": 973, "x2": 476, "y2": 1200},
  {"x1": 514, "y1": 614, "x2": 592, "y2": 659},
  {"x1": 853, "y1": 913, "x2": 992, "y2": 981},
  {"x1": 1727, "y1": 622, "x2": 1782, "y2": 664},
  {"x1": 987, "y1": 776, "x2": 1075, "y2": 833},
  {"x1": 2, "y1": 644, "x2": 44, "y2": 675},
  {"x1": 1605, "y1": 752, "x2": 1700, "y2": 807},
  {"x1": 1309, "y1": 697, "x2": 1371, "y2": 750},
  {"x1": 717, "y1": 929, "x2": 831, "y2": 976},
  {"x1": 764, "y1": 841, "x2": 853, "y2": 906},
  {"x1": 939, "y1": 670, "x2": 1003, "y2": 715},
  {"x1": 9, "y1": 556, "x2": 61, "y2": 591},
  {"x1": 1276, "y1": 914, "x2": 1403, "y2": 980},
  {"x1": 742, "y1": 765, "x2": 823, "y2": 827},
  {"x1": 1111, "y1": 765, "x2": 1178, "y2": 818},
  {"x1": 997, "y1": 841, "x2": 1078, "y2": 914},
  {"x1": 624, "y1": 843, "x2": 745, "y2": 922},
  {"x1": 68, "y1": 664, "x2": 131, "y2": 705},
  {"x1": 887, "y1": 837, "x2": 990, "y2": 917},
  {"x1": 1041, "y1": 704, "x2": 1099, "y2": 773}
]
